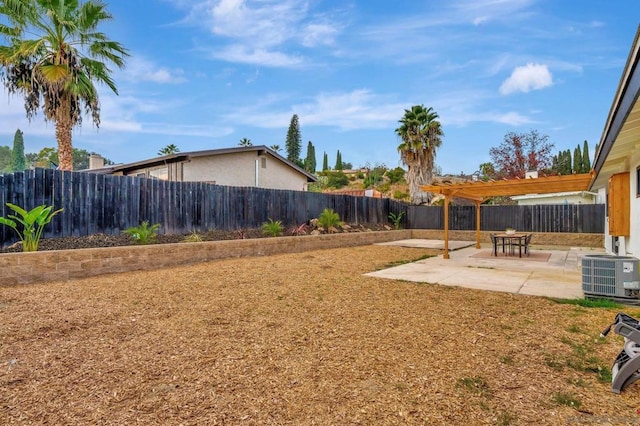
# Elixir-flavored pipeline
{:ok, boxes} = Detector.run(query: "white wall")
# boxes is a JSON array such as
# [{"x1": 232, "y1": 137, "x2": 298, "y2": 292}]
[
  {"x1": 183, "y1": 152, "x2": 309, "y2": 191},
  {"x1": 514, "y1": 193, "x2": 596, "y2": 206},
  {"x1": 600, "y1": 154, "x2": 640, "y2": 257}
]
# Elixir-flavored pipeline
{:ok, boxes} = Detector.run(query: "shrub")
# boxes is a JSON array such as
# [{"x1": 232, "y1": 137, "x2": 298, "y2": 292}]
[
  {"x1": 317, "y1": 208, "x2": 342, "y2": 229},
  {"x1": 325, "y1": 171, "x2": 349, "y2": 189},
  {"x1": 0, "y1": 203, "x2": 63, "y2": 252},
  {"x1": 290, "y1": 223, "x2": 308, "y2": 236},
  {"x1": 123, "y1": 221, "x2": 160, "y2": 245},
  {"x1": 386, "y1": 167, "x2": 406, "y2": 184},
  {"x1": 393, "y1": 190, "x2": 409, "y2": 200},
  {"x1": 388, "y1": 211, "x2": 405, "y2": 230},
  {"x1": 262, "y1": 218, "x2": 283, "y2": 237},
  {"x1": 183, "y1": 230, "x2": 203, "y2": 243},
  {"x1": 376, "y1": 182, "x2": 391, "y2": 193}
]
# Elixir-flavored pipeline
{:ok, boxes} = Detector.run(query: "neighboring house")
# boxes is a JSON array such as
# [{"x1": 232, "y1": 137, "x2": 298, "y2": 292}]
[
  {"x1": 87, "y1": 145, "x2": 317, "y2": 191},
  {"x1": 590, "y1": 26, "x2": 640, "y2": 256},
  {"x1": 325, "y1": 189, "x2": 383, "y2": 198},
  {"x1": 511, "y1": 191, "x2": 599, "y2": 206}
]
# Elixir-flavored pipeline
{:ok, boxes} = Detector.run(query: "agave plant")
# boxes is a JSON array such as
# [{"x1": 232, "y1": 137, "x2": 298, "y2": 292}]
[
  {"x1": 0, "y1": 203, "x2": 63, "y2": 252},
  {"x1": 122, "y1": 221, "x2": 160, "y2": 245}
]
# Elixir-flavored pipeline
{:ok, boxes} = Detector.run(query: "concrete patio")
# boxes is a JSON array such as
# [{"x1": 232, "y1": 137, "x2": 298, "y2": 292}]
[{"x1": 367, "y1": 240, "x2": 605, "y2": 299}]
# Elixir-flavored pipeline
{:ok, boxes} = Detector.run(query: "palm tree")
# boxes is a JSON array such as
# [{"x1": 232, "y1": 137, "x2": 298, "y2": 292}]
[
  {"x1": 158, "y1": 144, "x2": 180, "y2": 156},
  {"x1": 0, "y1": 0, "x2": 128, "y2": 171},
  {"x1": 238, "y1": 138, "x2": 252, "y2": 147},
  {"x1": 395, "y1": 105, "x2": 443, "y2": 204},
  {"x1": 269, "y1": 144, "x2": 281, "y2": 152}
]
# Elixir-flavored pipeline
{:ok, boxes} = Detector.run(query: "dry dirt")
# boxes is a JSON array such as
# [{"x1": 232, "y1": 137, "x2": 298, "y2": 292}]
[{"x1": 1, "y1": 244, "x2": 640, "y2": 425}]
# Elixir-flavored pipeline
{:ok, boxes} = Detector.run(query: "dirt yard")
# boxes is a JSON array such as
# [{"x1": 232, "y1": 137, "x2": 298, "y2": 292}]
[{"x1": 1, "y1": 244, "x2": 639, "y2": 425}]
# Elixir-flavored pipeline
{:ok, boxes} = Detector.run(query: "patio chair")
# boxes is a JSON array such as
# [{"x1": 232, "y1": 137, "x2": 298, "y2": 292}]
[
  {"x1": 489, "y1": 233, "x2": 499, "y2": 256},
  {"x1": 511, "y1": 233, "x2": 532, "y2": 257}
]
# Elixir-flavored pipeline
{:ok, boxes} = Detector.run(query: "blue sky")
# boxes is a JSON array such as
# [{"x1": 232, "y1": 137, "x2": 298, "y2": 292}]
[{"x1": 0, "y1": 0, "x2": 638, "y2": 174}]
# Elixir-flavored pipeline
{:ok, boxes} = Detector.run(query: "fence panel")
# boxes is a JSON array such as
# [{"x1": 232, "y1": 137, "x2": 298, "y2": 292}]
[
  {"x1": 0, "y1": 169, "x2": 605, "y2": 246},
  {"x1": 408, "y1": 204, "x2": 604, "y2": 233}
]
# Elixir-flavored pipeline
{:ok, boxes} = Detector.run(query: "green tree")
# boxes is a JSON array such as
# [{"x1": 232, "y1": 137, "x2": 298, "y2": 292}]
[
  {"x1": 386, "y1": 167, "x2": 406, "y2": 184},
  {"x1": 26, "y1": 146, "x2": 111, "y2": 170},
  {"x1": 326, "y1": 171, "x2": 348, "y2": 188},
  {"x1": 396, "y1": 105, "x2": 443, "y2": 204},
  {"x1": 304, "y1": 141, "x2": 316, "y2": 173},
  {"x1": 322, "y1": 151, "x2": 329, "y2": 171},
  {"x1": 10, "y1": 129, "x2": 26, "y2": 172},
  {"x1": 238, "y1": 138, "x2": 252, "y2": 147},
  {"x1": 0, "y1": 145, "x2": 11, "y2": 172},
  {"x1": 334, "y1": 150, "x2": 343, "y2": 170},
  {"x1": 573, "y1": 145, "x2": 582, "y2": 174},
  {"x1": 478, "y1": 162, "x2": 496, "y2": 180},
  {"x1": 158, "y1": 144, "x2": 180, "y2": 156},
  {"x1": 269, "y1": 144, "x2": 281, "y2": 152},
  {"x1": 0, "y1": 0, "x2": 129, "y2": 171},
  {"x1": 285, "y1": 114, "x2": 302, "y2": 163},
  {"x1": 582, "y1": 140, "x2": 591, "y2": 172}
]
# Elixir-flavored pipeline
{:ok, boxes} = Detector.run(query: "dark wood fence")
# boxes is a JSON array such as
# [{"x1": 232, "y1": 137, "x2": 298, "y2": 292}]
[
  {"x1": 0, "y1": 169, "x2": 604, "y2": 246},
  {"x1": 407, "y1": 204, "x2": 604, "y2": 233},
  {"x1": 0, "y1": 169, "x2": 402, "y2": 246}
]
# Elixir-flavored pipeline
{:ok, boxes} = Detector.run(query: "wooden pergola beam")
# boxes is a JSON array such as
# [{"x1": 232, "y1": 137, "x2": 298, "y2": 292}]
[{"x1": 420, "y1": 172, "x2": 594, "y2": 259}]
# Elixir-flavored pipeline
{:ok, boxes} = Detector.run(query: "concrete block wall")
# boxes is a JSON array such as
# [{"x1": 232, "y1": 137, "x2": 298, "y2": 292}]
[
  {"x1": 0, "y1": 230, "x2": 603, "y2": 286},
  {"x1": 1, "y1": 230, "x2": 412, "y2": 286}
]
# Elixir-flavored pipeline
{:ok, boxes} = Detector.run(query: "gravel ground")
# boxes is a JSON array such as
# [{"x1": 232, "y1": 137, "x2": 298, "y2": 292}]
[{"x1": 1, "y1": 243, "x2": 640, "y2": 424}]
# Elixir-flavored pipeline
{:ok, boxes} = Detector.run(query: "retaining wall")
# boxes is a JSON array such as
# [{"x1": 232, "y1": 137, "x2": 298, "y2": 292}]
[
  {"x1": 0, "y1": 230, "x2": 411, "y2": 286},
  {"x1": 1, "y1": 230, "x2": 603, "y2": 286}
]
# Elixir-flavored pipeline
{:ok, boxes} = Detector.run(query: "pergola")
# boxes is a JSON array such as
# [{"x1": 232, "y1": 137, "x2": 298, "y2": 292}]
[{"x1": 421, "y1": 173, "x2": 595, "y2": 259}]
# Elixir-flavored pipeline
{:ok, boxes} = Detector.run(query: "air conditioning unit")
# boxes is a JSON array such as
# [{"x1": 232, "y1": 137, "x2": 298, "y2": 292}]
[{"x1": 582, "y1": 255, "x2": 640, "y2": 300}]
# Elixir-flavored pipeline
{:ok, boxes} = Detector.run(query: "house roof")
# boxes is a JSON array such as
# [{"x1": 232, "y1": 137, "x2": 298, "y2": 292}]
[
  {"x1": 590, "y1": 25, "x2": 640, "y2": 190},
  {"x1": 88, "y1": 145, "x2": 318, "y2": 182}
]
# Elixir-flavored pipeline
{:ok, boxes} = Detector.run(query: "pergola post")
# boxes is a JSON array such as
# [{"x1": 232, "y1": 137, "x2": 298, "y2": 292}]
[
  {"x1": 475, "y1": 200, "x2": 481, "y2": 249},
  {"x1": 443, "y1": 195, "x2": 450, "y2": 259}
]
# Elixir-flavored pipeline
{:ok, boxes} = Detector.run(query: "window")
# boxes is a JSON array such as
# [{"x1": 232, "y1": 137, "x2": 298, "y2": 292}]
[{"x1": 149, "y1": 166, "x2": 169, "y2": 180}]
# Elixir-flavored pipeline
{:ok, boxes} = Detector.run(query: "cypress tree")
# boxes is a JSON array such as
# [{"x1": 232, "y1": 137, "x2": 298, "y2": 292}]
[
  {"x1": 322, "y1": 152, "x2": 329, "y2": 171},
  {"x1": 285, "y1": 114, "x2": 302, "y2": 163},
  {"x1": 304, "y1": 141, "x2": 316, "y2": 173},
  {"x1": 10, "y1": 129, "x2": 26, "y2": 172},
  {"x1": 582, "y1": 140, "x2": 591, "y2": 172},
  {"x1": 573, "y1": 145, "x2": 582, "y2": 174},
  {"x1": 334, "y1": 150, "x2": 342, "y2": 170},
  {"x1": 564, "y1": 149, "x2": 572, "y2": 174}
]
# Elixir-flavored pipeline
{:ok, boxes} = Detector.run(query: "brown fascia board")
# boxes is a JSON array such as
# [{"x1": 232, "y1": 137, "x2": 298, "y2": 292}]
[{"x1": 591, "y1": 25, "x2": 640, "y2": 189}]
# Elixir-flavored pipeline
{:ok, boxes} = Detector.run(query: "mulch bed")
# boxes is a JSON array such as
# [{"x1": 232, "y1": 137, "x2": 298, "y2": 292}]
[
  {"x1": 0, "y1": 223, "x2": 391, "y2": 253},
  {"x1": 1, "y1": 244, "x2": 640, "y2": 424}
]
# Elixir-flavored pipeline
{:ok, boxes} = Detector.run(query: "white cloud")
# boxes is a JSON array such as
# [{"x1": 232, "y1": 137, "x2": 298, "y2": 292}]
[
  {"x1": 122, "y1": 57, "x2": 187, "y2": 84},
  {"x1": 499, "y1": 63, "x2": 553, "y2": 95},
  {"x1": 223, "y1": 89, "x2": 404, "y2": 130},
  {"x1": 302, "y1": 23, "x2": 339, "y2": 47},
  {"x1": 180, "y1": 0, "x2": 343, "y2": 67},
  {"x1": 211, "y1": 45, "x2": 304, "y2": 68}
]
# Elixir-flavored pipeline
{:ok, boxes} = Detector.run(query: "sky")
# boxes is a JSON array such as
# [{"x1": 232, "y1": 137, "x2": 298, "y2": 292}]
[{"x1": 0, "y1": 0, "x2": 638, "y2": 174}]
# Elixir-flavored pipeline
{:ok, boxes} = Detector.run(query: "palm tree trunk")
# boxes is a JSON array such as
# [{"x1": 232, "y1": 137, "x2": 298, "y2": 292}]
[
  {"x1": 407, "y1": 163, "x2": 431, "y2": 205},
  {"x1": 55, "y1": 97, "x2": 74, "y2": 171}
]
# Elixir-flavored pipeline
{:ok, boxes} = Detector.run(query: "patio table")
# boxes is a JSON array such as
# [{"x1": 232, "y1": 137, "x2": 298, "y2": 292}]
[{"x1": 493, "y1": 232, "x2": 531, "y2": 258}]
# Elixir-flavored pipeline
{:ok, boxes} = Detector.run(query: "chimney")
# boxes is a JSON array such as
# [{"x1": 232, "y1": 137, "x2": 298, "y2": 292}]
[{"x1": 89, "y1": 154, "x2": 105, "y2": 170}]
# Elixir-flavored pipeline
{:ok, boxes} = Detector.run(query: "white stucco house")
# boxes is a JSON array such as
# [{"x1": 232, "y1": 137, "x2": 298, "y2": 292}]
[
  {"x1": 590, "y1": 26, "x2": 640, "y2": 256},
  {"x1": 511, "y1": 191, "x2": 599, "y2": 206},
  {"x1": 88, "y1": 145, "x2": 317, "y2": 191}
]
